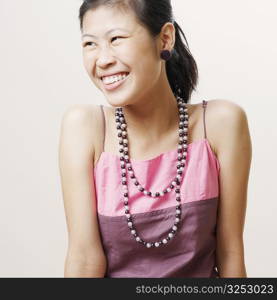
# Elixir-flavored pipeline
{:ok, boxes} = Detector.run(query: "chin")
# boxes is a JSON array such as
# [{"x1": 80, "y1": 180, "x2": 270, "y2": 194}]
[
  {"x1": 105, "y1": 93, "x2": 135, "y2": 109},
  {"x1": 107, "y1": 100, "x2": 129, "y2": 109}
]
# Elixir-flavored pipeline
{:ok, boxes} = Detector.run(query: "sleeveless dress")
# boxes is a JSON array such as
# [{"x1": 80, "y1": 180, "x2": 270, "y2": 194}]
[{"x1": 93, "y1": 100, "x2": 220, "y2": 278}]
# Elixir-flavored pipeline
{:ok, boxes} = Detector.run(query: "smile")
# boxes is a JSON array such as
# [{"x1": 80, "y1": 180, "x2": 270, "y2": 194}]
[{"x1": 101, "y1": 72, "x2": 130, "y2": 91}]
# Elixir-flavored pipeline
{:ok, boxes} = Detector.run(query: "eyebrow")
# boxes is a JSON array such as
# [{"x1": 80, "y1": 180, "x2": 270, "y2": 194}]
[{"x1": 82, "y1": 28, "x2": 129, "y2": 39}]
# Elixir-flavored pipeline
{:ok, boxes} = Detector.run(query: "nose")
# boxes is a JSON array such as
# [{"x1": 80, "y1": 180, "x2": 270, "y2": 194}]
[{"x1": 96, "y1": 47, "x2": 117, "y2": 69}]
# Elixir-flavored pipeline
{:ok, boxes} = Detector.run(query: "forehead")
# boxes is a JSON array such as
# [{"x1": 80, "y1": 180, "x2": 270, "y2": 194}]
[{"x1": 82, "y1": 5, "x2": 138, "y2": 33}]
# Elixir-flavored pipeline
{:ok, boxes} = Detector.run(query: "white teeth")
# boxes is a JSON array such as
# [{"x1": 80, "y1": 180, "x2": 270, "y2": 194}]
[{"x1": 102, "y1": 73, "x2": 129, "y2": 84}]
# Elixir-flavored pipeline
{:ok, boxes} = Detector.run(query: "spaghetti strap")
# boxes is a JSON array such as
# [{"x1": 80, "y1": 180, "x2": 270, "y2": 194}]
[
  {"x1": 100, "y1": 105, "x2": 106, "y2": 152},
  {"x1": 202, "y1": 100, "x2": 208, "y2": 139}
]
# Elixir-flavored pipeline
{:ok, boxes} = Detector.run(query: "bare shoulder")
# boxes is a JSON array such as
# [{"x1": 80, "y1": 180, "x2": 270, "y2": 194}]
[
  {"x1": 60, "y1": 104, "x2": 103, "y2": 164},
  {"x1": 206, "y1": 99, "x2": 248, "y2": 119},
  {"x1": 203, "y1": 99, "x2": 251, "y2": 155},
  {"x1": 62, "y1": 103, "x2": 100, "y2": 123}
]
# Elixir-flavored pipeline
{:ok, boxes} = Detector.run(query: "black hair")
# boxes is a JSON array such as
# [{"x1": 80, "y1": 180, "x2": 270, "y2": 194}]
[{"x1": 79, "y1": 0, "x2": 198, "y2": 103}]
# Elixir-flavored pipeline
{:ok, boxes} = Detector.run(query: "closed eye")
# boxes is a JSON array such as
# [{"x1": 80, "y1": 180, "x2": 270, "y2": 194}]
[
  {"x1": 83, "y1": 41, "x2": 95, "y2": 47},
  {"x1": 111, "y1": 36, "x2": 124, "y2": 42},
  {"x1": 83, "y1": 36, "x2": 124, "y2": 48}
]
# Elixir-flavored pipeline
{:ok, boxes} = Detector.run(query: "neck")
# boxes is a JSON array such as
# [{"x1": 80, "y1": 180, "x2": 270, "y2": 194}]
[{"x1": 121, "y1": 79, "x2": 181, "y2": 148}]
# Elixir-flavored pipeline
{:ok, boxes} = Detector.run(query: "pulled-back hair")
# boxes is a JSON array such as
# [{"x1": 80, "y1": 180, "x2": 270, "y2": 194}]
[{"x1": 79, "y1": 0, "x2": 198, "y2": 103}]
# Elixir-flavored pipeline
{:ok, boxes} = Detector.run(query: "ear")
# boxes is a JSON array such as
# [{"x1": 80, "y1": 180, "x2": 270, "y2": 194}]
[{"x1": 159, "y1": 22, "x2": 176, "y2": 51}]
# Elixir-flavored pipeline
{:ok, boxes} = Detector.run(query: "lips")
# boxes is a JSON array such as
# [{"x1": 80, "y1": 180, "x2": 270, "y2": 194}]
[{"x1": 101, "y1": 72, "x2": 130, "y2": 91}]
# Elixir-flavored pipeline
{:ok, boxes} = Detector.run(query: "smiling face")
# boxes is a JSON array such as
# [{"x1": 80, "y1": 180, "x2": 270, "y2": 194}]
[{"x1": 81, "y1": 5, "x2": 163, "y2": 107}]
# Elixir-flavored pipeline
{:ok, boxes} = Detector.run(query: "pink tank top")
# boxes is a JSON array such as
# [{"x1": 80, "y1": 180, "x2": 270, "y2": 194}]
[{"x1": 93, "y1": 100, "x2": 220, "y2": 278}]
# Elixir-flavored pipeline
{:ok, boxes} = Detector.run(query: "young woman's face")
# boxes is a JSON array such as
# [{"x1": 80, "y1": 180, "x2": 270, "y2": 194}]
[{"x1": 81, "y1": 6, "x2": 162, "y2": 107}]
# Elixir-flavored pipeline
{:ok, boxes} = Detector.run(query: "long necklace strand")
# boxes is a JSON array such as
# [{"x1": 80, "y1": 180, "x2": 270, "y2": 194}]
[{"x1": 114, "y1": 96, "x2": 189, "y2": 248}]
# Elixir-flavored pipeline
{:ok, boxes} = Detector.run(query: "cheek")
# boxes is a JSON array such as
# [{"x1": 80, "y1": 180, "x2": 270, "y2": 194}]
[
  {"x1": 82, "y1": 53, "x2": 94, "y2": 74},
  {"x1": 128, "y1": 40, "x2": 158, "y2": 75},
  {"x1": 135, "y1": 52, "x2": 158, "y2": 80}
]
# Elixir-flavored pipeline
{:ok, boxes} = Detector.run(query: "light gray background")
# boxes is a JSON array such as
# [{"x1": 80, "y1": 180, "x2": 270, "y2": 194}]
[{"x1": 0, "y1": 0, "x2": 276, "y2": 277}]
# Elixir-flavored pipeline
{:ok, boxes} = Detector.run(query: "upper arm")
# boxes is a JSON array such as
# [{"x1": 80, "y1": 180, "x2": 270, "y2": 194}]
[
  {"x1": 58, "y1": 104, "x2": 106, "y2": 267},
  {"x1": 211, "y1": 100, "x2": 252, "y2": 255}
]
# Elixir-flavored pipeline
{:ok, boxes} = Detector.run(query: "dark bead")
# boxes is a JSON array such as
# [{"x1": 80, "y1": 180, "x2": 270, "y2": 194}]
[
  {"x1": 184, "y1": 124, "x2": 188, "y2": 128},
  {"x1": 142, "y1": 241, "x2": 146, "y2": 245},
  {"x1": 155, "y1": 192, "x2": 160, "y2": 197},
  {"x1": 177, "y1": 149, "x2": 182, "y2": 153},
  {"x1": 178, "y1": 141, "x2": 183, "y2": 145},
  {"x1": 120, "y1": 157, "x2": 124, "y2": 161},
  {"x1": 124, "y1": 201, "x2": 128, "y2": 205},
  {"x1": 176, "y1": 204, "x2": 181, "y2": 209},
  {"x1": 179, "y1": 125, "x2": 184, "y2": 129},
  {"x1": 119, "y1": 149, "x2": 124, "y2": 153},
  {"x1": 119, "y1": 141, "x2": 123, "y2": 145},
  {"x1": 115, "y1": 117, "x2": 120, "y2": 122},
  {"x1": 151, "y1": 243, "x2": 155, "y2": 247},
  {"x1": 181, "y1": 163, "x2": 185, "y2": 167},
  {"x1": 124, "y1": 193, "x2": 128, "y2": 197},
  {"x1": 176, "y1": 197, "x2": 181, "y2": 202},
  {"x1": 123, "y1": 143, "x2": 128, "y2": 147},
  {"x1": 121, "y1": 165, "x2": 125, "y2": 169},
  {"x1": 124, "y1": 151, "x2": 128, "y2": 155},
  {"x1": 139, "y1": 187, "x2": 144, "y2": 192},
  {"x1": 118, "y1": 133, "x2": 122, "y2": 137},
  {"x1": 179, "y1": 133, "x2": 183, "y2": 137},
  {"x1": 171, "y1": 230, "x2": 176, "y2": 234},
  {"x1": 147, "y1": 191, "x2": 152, "y2": 196},
  {"x1": 116, "y1": 125, "x2": 121, "y2": 129},
  {"x1": 125, "y1": 209, "x2": 129, "y2": 214},
  {"x1": 125, "y1": 159, "x2": 130, "y2": 163},
  {"x1": 135, "y1": 181, "x2": 139, "y2": 186},
  {"x1": 128, "y1": 167, "x2": 132, "y2": 171},
  {"x1": 127, "y1": 218, "x2": 132, "y2": 222},
  {"x1": 177, "y1": 165, "x2": 181, "y2": 169},
  {"x1": 170, "y1": 185, "x2": 174, "y2": 189},
  {"x1": 131, "y1": 174, "x2": 135, "y2": 179},
  {"x1": 177, "y1": 170, "x2": 182, "y2": 175},
  {"x1": 166, "y1": 237, "x2": 171, "y2": 241},
  {"x1": 122, "y1": 182, "x2": 127, "y2": 185},
  {"x1": 121, "y1": 173, "x2": 126, "y2": 177},
  {"x1": 175, "y1": 188, "x2": 180, "y2": 193}
]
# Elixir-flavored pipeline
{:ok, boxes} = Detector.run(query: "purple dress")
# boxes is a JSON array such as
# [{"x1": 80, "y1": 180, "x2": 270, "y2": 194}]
[{"x1": 93, "y1": 100, "x2": 220, "y2": 277}]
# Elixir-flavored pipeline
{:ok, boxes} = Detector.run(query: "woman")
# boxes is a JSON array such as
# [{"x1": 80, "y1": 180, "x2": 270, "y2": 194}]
[{"x1": 59, "y1": 0, "x2": 252, "y2": 278}]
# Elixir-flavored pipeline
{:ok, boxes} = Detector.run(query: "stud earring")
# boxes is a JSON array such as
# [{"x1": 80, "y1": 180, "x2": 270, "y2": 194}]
[{"x1": 160, "y1": 49, "x2": 172, "y2": 61}]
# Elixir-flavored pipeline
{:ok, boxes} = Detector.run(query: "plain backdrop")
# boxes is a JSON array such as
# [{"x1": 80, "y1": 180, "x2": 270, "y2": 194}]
[{"x1": 0, "y1": 0, "x2": 276, "y2": 277}]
